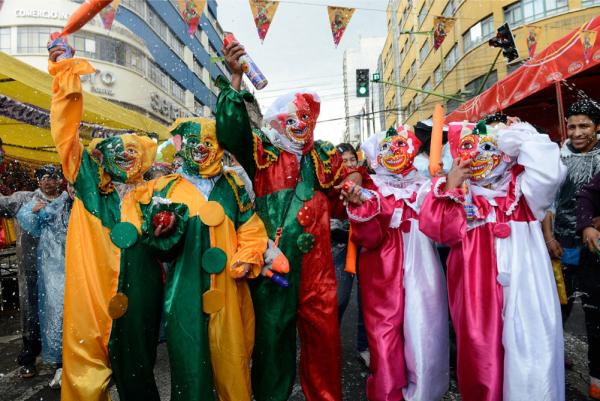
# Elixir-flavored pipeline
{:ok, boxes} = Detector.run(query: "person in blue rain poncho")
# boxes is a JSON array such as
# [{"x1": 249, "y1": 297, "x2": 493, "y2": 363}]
[{"x1": 17, "y1": 165, "x2": 72, "y2": 389}]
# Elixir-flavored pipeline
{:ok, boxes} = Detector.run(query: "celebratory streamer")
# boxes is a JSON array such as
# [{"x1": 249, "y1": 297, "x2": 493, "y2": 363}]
[
  {"x1": 327, "y1": 6, "x2": 355, "y2": 47},
  {"x1": 249, "y1": 0, "x2": 279, "y2": 43},
  {"x1": 178, "y1": 0, "x2": 207, "y2": 36},
  {"x1": 580, "y1": 29, "x2": 597, "y2": 63},
  {"x1": 99, "y1": 0, "x2": 120, "y2": 31},
  {"x1": 524, "y1": 25, "x2": 541, "y2": 58},
  {"x1": 433, "y1": 16, "x2": 455, "y2": 50}
]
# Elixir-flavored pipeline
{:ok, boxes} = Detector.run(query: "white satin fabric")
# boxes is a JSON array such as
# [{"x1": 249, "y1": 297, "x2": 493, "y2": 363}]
[
  {"x1": 402, "y1": 218, "x2": 449, "y2": 401},
  {"x1": 495, "y1": 221, "x2": 565, "y2": 401}
]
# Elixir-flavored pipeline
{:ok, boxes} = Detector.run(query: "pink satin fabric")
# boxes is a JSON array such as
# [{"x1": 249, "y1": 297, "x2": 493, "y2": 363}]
[
  {"x1": 349, "y1": 193, "x2": 417, "y2": 401},
  {"x1": 419, "y1": 174, "x2": 536, "y2": 401}
]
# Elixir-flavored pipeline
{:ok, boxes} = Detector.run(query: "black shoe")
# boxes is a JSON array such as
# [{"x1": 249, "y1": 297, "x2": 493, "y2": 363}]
[{"x1": 19, "y1": 364, "x2": 37, "y2": 379}]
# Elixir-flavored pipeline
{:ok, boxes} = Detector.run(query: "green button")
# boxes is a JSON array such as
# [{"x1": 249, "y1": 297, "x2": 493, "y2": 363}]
[
  {"x1": 295, "y1": 181, "x2": 314, "y2": 201},
  {"x1": 110, "y1": 222, "x2": 139, "y2": 249},
  {"x1": 296, "y1": 233, "x2": 315, "y2": 254},
  {"x1": 202, "y1": 247, "x2": 227, "y2": 274}
]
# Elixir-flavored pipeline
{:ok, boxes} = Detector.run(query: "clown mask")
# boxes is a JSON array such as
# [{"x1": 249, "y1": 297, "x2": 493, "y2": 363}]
[
  {"x1": 170, "y1": 118, "x2": 223, "y2": 178},
  {"x1": 376, "y1": 126, "x2": 421, "y2": 175},
  {"x1": 265, "y1": 92, "x2": 320, "y2": 154},
  {"x1": 450, "y1": 121, "x2": 510, "y2": 182},
  {"x1": 91, "y1": 134, "x2": 156, "y2": 184}
]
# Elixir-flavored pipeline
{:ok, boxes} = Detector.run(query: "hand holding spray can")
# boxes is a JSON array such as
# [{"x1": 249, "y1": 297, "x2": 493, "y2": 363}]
[
  {"x1": 48, "y1": 32, "x2": 73, "y2": 61},
  {"x1": 223, "y1": 33, "x2": 268, "y2": 90}
]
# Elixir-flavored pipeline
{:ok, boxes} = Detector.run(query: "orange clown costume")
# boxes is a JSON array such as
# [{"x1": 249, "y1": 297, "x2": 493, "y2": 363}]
[
  {"x1": 145, "y1": 117, "x2": 268, "y2": 401},
  {"x1": 50, "y1": 57, "x2": 172, "y2": 401}
]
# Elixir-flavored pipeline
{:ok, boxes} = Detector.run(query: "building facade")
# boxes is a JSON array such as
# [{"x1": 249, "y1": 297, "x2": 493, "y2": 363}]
[
  {"x1": 342, "y1": 36, "x2": 385, "y2": 147},
  {"x1": 380, "y1": 0, "x2": 600, "y2": 127},
  {"x1": 0, "y1": 0, "x2": 231, "y2": 125}
]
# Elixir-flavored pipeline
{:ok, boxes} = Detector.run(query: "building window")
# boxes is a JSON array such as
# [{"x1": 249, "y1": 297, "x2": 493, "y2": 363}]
[
  {"x1": 444, "y1": 44, "x2": 458, "y2": 72},
  {"x1": 121, "y1": 0, "x2": 146, "y2": 17},
  {"x1": 148, "y1": 62, "x2": 170, "y2": 92},
  {"x1": 503, "y1": 0, "x2": 568, "y2": 26},
  {"x1": 419, "y1": 39, "x2": 430, "y2": 63},
  {"x1": 172, "y1": 81, "x2": 185, "y2": 103},
  {"x1": 434, "y1": 65, "x2": 442, "y2": 84},
  {"x1": 410, "y1": 60, "x2": 417, "y2": 80},
  {"x1": 167, "y1": 30, "x2": 185, "y2": 55},
  {"x1": 463, "y1": 15, "x2": 494, "y2": 52},
  {"x1": 582, "y1": 0, "x2": 600, "y2": 5},
  {"x1": 464, "y1": 71, "x2": 498, "y2": 96},
  {"x1": 17, "y1": 26, "x2": 56, "y2": 53},
  {"x1": 423, "y1": 78, "x2": 432, "y2": 91},
  {"x1": 417, "y1": 3, "x2": 427, "y2": 27},
  {"x1": 443, "y1": 0, "x2": 459, "y2": 17},
  {"x1": 147, "y1": 7, "x2": 168, "y2": 38},
  {"x1": 72, "y1": 34, "x2": 96, "y2": 58},
  {"x1": 0, "y1": 28, "x2": 11, "y2": 52}
]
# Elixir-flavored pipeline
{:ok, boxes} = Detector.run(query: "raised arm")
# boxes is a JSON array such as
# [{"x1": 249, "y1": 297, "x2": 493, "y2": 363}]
[{"x1": 48, "y1": 56, "x2": 95, "y2": 183}]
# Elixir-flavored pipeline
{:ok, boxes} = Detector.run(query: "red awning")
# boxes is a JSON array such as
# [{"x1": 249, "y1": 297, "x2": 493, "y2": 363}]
[{"x1": 446, "y1": 16, "x2": 600, "y2": 129}]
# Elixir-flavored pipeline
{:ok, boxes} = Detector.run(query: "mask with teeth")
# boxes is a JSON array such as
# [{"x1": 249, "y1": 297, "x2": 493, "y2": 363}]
[
  {"x1": 376, "y1": 126, "x2": 421, "y2": 175},
  {"x1": 90, "y1": 134, "x2": 156, "y2": 184},
  {"x1": 170, "y1": 118, "x2": 224, "y2": 178}
]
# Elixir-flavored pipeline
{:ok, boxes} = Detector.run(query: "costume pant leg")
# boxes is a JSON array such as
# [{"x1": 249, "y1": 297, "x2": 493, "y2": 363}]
[
  {"x1": 581, "y1": 250, "x2": 600, "y2": 379},
  {"x1": 17, "y1": 247, "x2": 40, "y2": 366},
  {"x1": 333, "y1": 244, "x2": 353, "y2": 323},
  {"x1": 108, "y1": 250, "x2": 163, "y2": 401},
  {"x1": 356, "y1": 278, "x2": 368, "y2": 353},
  {"x1": 251, "y1": 277, "x2": 298, "y2": 401}
]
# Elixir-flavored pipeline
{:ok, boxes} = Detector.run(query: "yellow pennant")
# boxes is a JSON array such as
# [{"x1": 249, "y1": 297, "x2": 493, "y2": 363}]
[
  {"x1": 432, "y1": 16, "x2": 455, "y2": 50},
  {"x1": 99, "y1": 0, "x2": 120, "y2": 31},
  {"x1": 249, "y1": 0, "x2": 279, "y2": 43},
  {"x1": 178, "y1": 0, "x2": 207, "y2": 36},
  {"x1": 524, "y1": 25, "x2": 542, "y2": 58},
  {"x1": 327, "y1": 6, "x2": 355, "y2": 48},
  {"x1": 580, "y1": 30, "x2": 597, "y2": 64}
]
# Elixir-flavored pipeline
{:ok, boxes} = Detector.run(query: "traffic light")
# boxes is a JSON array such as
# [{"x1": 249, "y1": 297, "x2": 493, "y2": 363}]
[
  {"x1": 488, "y1": 23, "x2": 519, "y2": 62},
  {"x1": 356, "y1": 69, "x2": 369, "y2": 97}
]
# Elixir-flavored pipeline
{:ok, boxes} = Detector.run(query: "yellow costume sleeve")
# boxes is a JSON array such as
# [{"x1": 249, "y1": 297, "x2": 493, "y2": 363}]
[
  {"x1": 49, "y1": 58, "x2": 96, "y2": 182},
  {"x1": 231, "y1": 213, "x2": 268, "y2": 279}
]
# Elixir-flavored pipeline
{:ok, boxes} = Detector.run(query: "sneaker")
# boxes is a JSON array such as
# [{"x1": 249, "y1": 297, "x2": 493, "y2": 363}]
[
  {"x1": 358, "y1": 350, "x2": 370, "y2": 368},
  {"x1": 590, "y1": 377, "x2": 600, "y2": 400},
  {"x1": 19, "y1": 364, "x2": 37, "y2": 379},
  {"x1": 49, "y1": 367, "x2": 62, "y2": 389}
]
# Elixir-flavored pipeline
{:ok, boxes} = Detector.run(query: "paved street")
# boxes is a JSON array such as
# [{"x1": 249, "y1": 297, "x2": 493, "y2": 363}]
[{"x1": 0, "y1": 279, "x2": 592, "y2": 401}]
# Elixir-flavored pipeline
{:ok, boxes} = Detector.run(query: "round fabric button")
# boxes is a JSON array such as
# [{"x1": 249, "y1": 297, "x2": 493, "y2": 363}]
[
  {"x1": 108, "y1": 292, "x2": 129, "y2": 319},
  {"x1": 198, "y1": 201, "x2": 225, "y2": 227},
  {"x1": 202, "y1": 288, "x2": 225, "y2": 314},
  {"x1": 202, "y1": 247, "x2": 227, "y2": 274},
  {"x1": 295, "y1": 182, "x2": 314, "y2": 201},
  {"x1": 493, "y1": 223, "x2": 511, "y2": 239},
  {"x1": 297, "y1": 233, "x2": 316, "y2": 254},
  {"x1": 110, "y1": 222, "x2": 138, "y2": 249},
  {"x1": 297, "y1": 204, "x2": 315, "y2": 227}
]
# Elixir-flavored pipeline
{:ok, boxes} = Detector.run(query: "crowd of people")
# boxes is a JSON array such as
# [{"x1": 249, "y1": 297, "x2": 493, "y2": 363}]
[{"x1": 1, "y1": 37, "x2": 599, "y2": 401}]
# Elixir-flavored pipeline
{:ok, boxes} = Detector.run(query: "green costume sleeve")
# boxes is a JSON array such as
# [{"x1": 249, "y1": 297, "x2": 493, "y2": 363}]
[{"x1": 215, "y1": 75, "x2": 257, "y2": 181}]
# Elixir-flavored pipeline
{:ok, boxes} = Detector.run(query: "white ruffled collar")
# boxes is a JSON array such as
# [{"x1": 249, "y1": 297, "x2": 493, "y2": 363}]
[{"x1": 371, "y1": 170, "x2": 428, "y2": 201}]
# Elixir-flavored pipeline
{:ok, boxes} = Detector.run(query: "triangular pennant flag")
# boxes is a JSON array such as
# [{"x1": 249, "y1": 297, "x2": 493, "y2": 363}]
[
  {"x1": 249, "y1": 0, "x2": 279, "y2": 43},
  {"x1": 580, "y1": 29, "x2": 597, "y2": 64},
  {"x1": 327, "y1": 6, "x2": 355, "y2": 48},
  {"x1": 178, "y1": 0, "x2": 207, "y2": 37},
  {"x1": 524, "y1": 25, "x2": 541, "y2": 58},
  {"x1": 99, "y1": 0, "x2": 120, "y2": 31},
  {"x1": 432, "y1": 16, "x2": 455, "y2": 50}
]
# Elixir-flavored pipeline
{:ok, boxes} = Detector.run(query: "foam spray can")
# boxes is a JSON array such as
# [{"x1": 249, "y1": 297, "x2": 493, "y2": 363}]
[
  {"x1": 48, "y1": 32, "x2": 73, "y2": 61},
  {"x1": 223, "y1": 33, "x2": 268, "y2": 90}
]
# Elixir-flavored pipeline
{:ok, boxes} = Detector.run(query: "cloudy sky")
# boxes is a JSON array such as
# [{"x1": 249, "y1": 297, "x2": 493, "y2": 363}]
[{"x1": 218, "y1": 0, "x2": 388, "y2": 144}]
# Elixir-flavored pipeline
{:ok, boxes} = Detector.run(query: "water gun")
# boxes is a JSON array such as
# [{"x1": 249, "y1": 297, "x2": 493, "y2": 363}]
[
  {"x1": 429, "y1": 103, "x2": 445, "y2": 177},
  {"x1": 263, "y1": 239, "x2": 290, "y2": 288}
]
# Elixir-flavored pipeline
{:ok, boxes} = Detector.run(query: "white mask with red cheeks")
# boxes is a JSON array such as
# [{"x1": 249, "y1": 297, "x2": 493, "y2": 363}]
[{"x1": 264, "y1": 91, "x2": 321, "y2": 156}]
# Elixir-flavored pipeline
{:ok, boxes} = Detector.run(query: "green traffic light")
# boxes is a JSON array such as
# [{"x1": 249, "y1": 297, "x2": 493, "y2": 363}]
[{"x1": 358, "y1": 87, "x2": 367, "y2": 95}]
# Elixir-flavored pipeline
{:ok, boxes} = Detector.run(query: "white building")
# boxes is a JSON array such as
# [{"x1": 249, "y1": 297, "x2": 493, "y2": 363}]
[{"x1": 342, "y1": 36, "x2": 385, "y2": 147}]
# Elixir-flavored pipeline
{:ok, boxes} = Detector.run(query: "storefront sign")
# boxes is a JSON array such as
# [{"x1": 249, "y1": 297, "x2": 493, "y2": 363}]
[{"x1": 150, "y1": 93, "x2": 190, "y2": 121}]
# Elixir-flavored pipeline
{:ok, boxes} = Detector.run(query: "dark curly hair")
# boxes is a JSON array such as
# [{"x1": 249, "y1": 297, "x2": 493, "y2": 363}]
[
  {"x1": 566, "y1": 99, "x2": 600, "y2": 125},
  {"x1": 336, "y1": 143, "x2": 358, "y2": 159}
]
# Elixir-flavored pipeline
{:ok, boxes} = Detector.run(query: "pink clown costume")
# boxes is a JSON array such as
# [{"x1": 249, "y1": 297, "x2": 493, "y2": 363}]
[
  {"x1": 347, "y1": 126, "x2": 449, "y2": 401},
  {"x1": 419, "y1": 121, "x2": 566, "y2": 401}
]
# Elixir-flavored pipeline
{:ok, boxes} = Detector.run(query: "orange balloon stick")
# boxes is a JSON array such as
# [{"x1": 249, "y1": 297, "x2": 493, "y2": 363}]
[{"x1": 429, "y1": 103, "x2": 445, "y2": 177}]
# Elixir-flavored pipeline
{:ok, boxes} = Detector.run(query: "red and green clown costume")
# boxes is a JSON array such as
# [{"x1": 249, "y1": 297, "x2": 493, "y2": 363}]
[
  {"x1": 216, "y1": 77, "x2": 353, "y2": 401},
  {"x1": 144, "y1": 117, "x2": 268, "y2": 401},
  {"x1": 50, "y1": 58, "x2": 171, "y2": 401}
]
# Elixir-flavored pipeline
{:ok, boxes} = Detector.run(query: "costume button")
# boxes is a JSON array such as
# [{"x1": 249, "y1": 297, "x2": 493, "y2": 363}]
[
  {"x1": 493, "y1": 223, "x2": 511, "y2": 238},
  {"x1": 297, "y1": 233, "x2": 315, "y2": 254},
  {"x1": 202, "y1": 288, "x2": 225, "y2": 314},
  {"x1": 198, "y1": 201, "x2": 225, "y2": 226},
  {"x1": 108, "y1": 292, "x2": 129, "y2": 319},
  {"x1": 110, "y1": 222, "x2": 138, "y2": 249},
  {"x1": 295, "y1": 181, "x2": 314, "y2": 201},
  {"x1": 297, "y1": 204, "x2": 315, "y2": 227},
  {"x1": 202, "y1": 247, "x2": 227, "y2": 274}
]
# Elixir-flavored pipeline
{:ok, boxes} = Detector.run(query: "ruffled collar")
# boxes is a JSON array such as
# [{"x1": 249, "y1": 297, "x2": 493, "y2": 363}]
[{"x1": 370, "y1": 170, "x2": 428, "y2": 200}]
